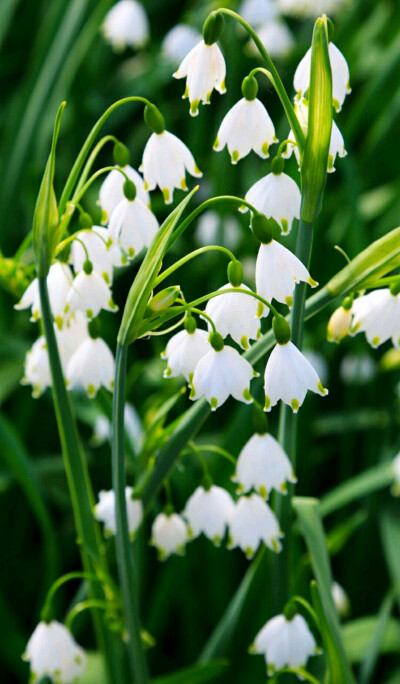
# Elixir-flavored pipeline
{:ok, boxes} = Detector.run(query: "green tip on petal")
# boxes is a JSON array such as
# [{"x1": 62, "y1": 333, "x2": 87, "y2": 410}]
[
  {"x1": 240, "y1": 335, "x2": 249, "y2": 350},
  {"x1": 280, "y1": 482, "x2": 288, "y2": 494},
  {"x1": 318, "y1": 380, "x2": 328, "y2": 395},
  {"x1": 372, "y1": 336, "x2": 381, "y2": 347},
  {"x1": 261, "y1": 142, "x2": 269, "y2": 157},
  {"x1": 281, "y1": 218, "x2": 289, "y2": 234},
  {"x1": 258, "y1": 485, "x2": 268, "y2": 499},
  {"x1": 231, "y1": 150, "x2": 240, "y2": 164},
  {"x1": 87, "y1": 383, "x2": 96, "y2": 398},
  {"x1": 212, "y1": 535, "x2": 221, "y2": 546},
  {"x1": 213, "y1": 137, "x2": 219, "y2": 150},
  {"x1": 333, "y1": 97, "x2": 340, "y2": 112},
  {"x1": 162, "y1": 188, "x2": 170, "y2": 203},
  {"x1": 264, "y1": 395, "x2": 271, "y2": 411},
  {"x1": 309, "y1": 276, "x2": 318, "y2": 287},
  {"x1": 190, "y1": 99, "x2": 200, "y2": 116},
  {"x1": 86, "y1": 309, "x2": 93, "y2": 319},
  {"x1": 180, "y1": 178, "x2": 188, "y2": 190},
  {"x1": 271, "y1": 537, "x2": 282, "y2": 553},
  {"x1": 210, "y1": 397, "x2": 218, "y2": 410},
  {"x1": 243, "y1": 388, "x2": 252, "y2": 402},
  {"x1": 285, "y1": 295, "x2": 293, "y2": 308},
  {"x1": 256, "y1": 301, "x2": 264, "y2": 318},
  {"x1": 245, "y1": 546, "x2": 255, "y2": 559},
  {"x1": 291, "y1": 398, "x2": 300, "y2": 413}
]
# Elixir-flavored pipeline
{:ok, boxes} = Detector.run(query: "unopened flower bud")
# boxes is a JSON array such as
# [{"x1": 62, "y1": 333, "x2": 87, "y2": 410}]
[
  {"x1": 184, "y1": 314, "x2": 197, "y2": 334},
  {"x1": 88, "y1": 318, "x2": 101, "y2": 339},
  {"x1": 203, "y1": 12, "x2": 224, "y2": 46},
  {"x1": 227, "y1": 260, "x2": 243, "y2": 287},
  {"x1": 144, "y1": 103, "x2": 165, "y2": 134},
  {"x1": 271, "y1": 156, "x2": 285, "y2": 175},
  {"x1": 241, "y1": 74, "x2": 258, "y2": 101},
  {"x1": 251, "y1": 213, "x2": 273, "y2": 244},
  {"x1": 113, "y1": 141, "x2": 130, "y2": 167},
  {"x1": 209, "y1": 331, "x2": 224, "y2": 351},
  {"x1": 123, "y1": 179, "x2": 136, "y2": 201},
  {"x1": 327, "y1": 305, "x2": 352, "y2": 343},
  {"x1": 273, "y1": 316, "x2": 291, "y2": 345},
  {"x1": 147, "y1": 286, "x2": 180, "y2": 312},
  {"x1": 83, "y1": 259, "x2": 93, "y2": 275},
  {"x1": 283, "y1": 601, "x2": 297, "y2": 621}
]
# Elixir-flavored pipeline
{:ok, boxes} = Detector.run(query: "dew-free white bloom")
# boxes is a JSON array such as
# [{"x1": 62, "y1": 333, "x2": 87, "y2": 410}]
[
  {"x1": 205, "y1": 283, "x2": 261, "y2": 350},
  {"x1": 66, "y1": 270, "x2": 117, "y2": 319},
  {"x1": 242, "y1": 172, "x2": 301, "y2": 235},
  {"x1": 391, "y1": 453, "x2": 400, "y2": 497},
  {"x1": 256, "y1": 240, "x2": 317, "y2": 312},
  {"x1": 102, "y1": 0, "x2": 149, "y2": 51},
  {"x1": 194, "y1": 211, "x2": 241, "y2": 250},
  {"x1": 15, "y1": 262, "x2": 73, "y2": 326},
  {"x1": 150, "y1": 512, "x2": 188, "y2": 560},
  {"x1": 302, "y1": 349, "x2": 329, "y2": 387},
  {"x1": 66, "y1": 337, "x2": 115, "y2": 398},
  {"x1": 94, "y1": 487, "x2": 143, "y2": 539},
  {"x1": 23, "y1": 620, "x2": 87, "y2": 684},
  {"x1": 214, "y1": 98, "x2": 277, "y2": 163},
  {"x1": 327, "y1": 304, "x2": 353, "y2": 343},
  {"x1": 234, "y1": 433, "x2": 297, "y2": 498},
  {"x1": 161, "y1": 328, "x2": 209, "y2": 381},
  {"x1": 21, "y1": 337, "x2": 52, "y2": 398},
  {"x1": 162, "y1": 25, "x2": 201, "y2": 64},
  {"x1": 294, "y1": 43, "x2": 351, "y2": 112},
  {"x1": 264, "y1": 341, "x2": 328, "y2": 413},
  {"x1": 99, "y1": 165, "x2": 149, "y2": 223},
  {"x1": 184, "y1": 485, "x2": 235, "y2": 544},
  {"x1": 252, "y1": 613, "x2": 317, "y2": 674},
  {"x1": 332, "y1": 581, "x2": 350, "y2": 617},
  {"x1": 173, "y1": 40, "x2": 226, "y2": 117},
  {"x1": 108, "y1": 197, "x2": 159, "y2": 258},
  {"x1": 190, "y1": 344, "x2": 256, "y2": 410},
  {"x1": 228, "y1": 493, "x2": 282, "y2": 557},
  {"x1": 70, "y1": 227, "x2": 125, "y2": 283},
  {"x1": 140, "y1": 130, "x2": 202, "y2": 204},
  {"x1": 350, "y1": 289, "x2": 400, "y2": 348}
]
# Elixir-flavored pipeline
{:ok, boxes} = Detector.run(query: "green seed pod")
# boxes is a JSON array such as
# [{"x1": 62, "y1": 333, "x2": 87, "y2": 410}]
[
  {"x1": 241, "y1": 75, "x2": 258, "y2": 101},
  {"x1": 144, "y1": 103, "x2": 165, "y2": 135},
  {"x1": 83, "y1": 259, "x2": 93, "y2": 275},
  {"x1": 147, "y1": 286, "x2": 180, "y2": 312},
  {"x1": 123, "y1": 179, "x2": 136, "y2": 201},
  {"x1": 251, "y1": 213, "x2": 273, "y2": 244},
  {"x1": 78, "y1": 212, "x2": 93, "y2": 229},
  {"x1": 271, "y1": 156, "x2": 285, "y2": 175},
  {"x1": 283, "y1": 601, "x2": 297, "y2": 621},
  {"x1": 341, "y1": 295, "x2": 353, "y2": 310},
  {"x1": 209, "y1": 331, "x2": 224, "y2": 351},
  {"x1": 184, "y1": 315, "x2": 197, "y2": 334},
  {"x1": 273, "y1": 315, "x2": 291, "y2": 345},
  {"x1": 390, "y1": 281, "x2": 400, "y2": 296},
  {"x1": 113, "y1": 141, "x2": 130, "y2": 168},
  {"x1": 203, "y1": 12, "x2": 224, "y2": 45},
  {"x1": 228, "y1": 260, "x2": 243, "y2": 287}
]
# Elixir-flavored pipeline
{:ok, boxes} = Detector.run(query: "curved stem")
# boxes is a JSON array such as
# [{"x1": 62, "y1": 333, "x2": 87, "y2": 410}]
[
  {"x1": 75, "y1": 134, "x2": 119, "y2": 197},
  {"x1": 41, "y1": 571, "x2": 100, "y2": 622},
  {"x1": 73, "y1": 166, "x2": 130, "y2": 205},
  {"x1": 112, "y1": 344, "x2": 149, "y2": 684},
  {"x1": 154, "y1": 245, "x2": 237, "y2": 287},
  {"x1": 189, "y1": 307, "x2": 217, "y2": 333},
  {"x1": 189, "y1": 444, "x2": 236, "y2": 466},
  {"x1": 66, "y1": 599, "x2": 114, "y2": 631}
]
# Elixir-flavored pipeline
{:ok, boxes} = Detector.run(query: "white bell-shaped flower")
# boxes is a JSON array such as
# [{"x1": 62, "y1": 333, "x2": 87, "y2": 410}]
[
  {"x1": 140, "y1": 130, "x2": 202, "y2": 204},
  {"x1": 190, "y1": 337, "x2": 256, "y2": 410},
  {"x1": 161, "y1": 327, "x2": 209, "y2": 381},
  {"x1": 184, "y1": 485, "x2": 235, "y2": 544},
  {"x1": 94, "y1": 487, "x2": 143, "y2": 539},
  {"x1": 228, "y1": 493, "x2": 283, "y2": 558},
  {"x1": 294, "y1": 42, "x2": 351, "y2": 113},
  {"x1": 264, "y1": 341, "x2": 328, "y2": 413},
  {"x1": 242, "y1": 172, "x2": 301, "y2": 235},
  {"x1": 108, "y1": 196, "x2": 159, "y2": 258},
  {"x1": 15, "y1": 262, "x2": 73, "y2": 327},
  {"x1": 214, "y1": 98, "x2": 277, "y2": 163},
  {"x1": 66, "y1": 269, "x2": 117, "y2": 320},
  {"x1": 102, "y1": 0, "x2": 149, "y2": 51},
  {"x1": 205, "y1": 283, "x2": 261, "y2": 350},
  {"x1": 99, "y1": 165, "x2": 149, "y2": 223},
  {"x1": 252, "y1": 613, "x2": 317, "y2": 675},
  {"x1": 162, "y1": 25, "x2": 201, "y2": 64},
  {"x1": 350, "y1": 289, "x2": 400, "y2": 348},
  {"x1": 66, "y1": 337, "x2": 115, "y2": 398},
  {"x1": 21, "y1": 337, "x2": 52, "y2": 398},
  {"x1": 70, "y1": 227, "x2": 125, "y2": 283},
  {"x1": 173, "y1": 40, "x2": 226, "y2": 117},
  {"x1": 22, "y1": 620, "x2": 87, "y2": 684},
  {"x1": 332, "y1": 581, "x2": 350, "y2": 617},
  {"x1": 327, "y1": 304, "x2": 352, "y2": 343},
  {"x1": 256, "y1": 240, "x2": 317, "y2": 312},
  {"x1": 233, "y1": 432, "x2": 297, "y2": 498},
  {"x1": 150, "y1": 512, "x2": 188, "y2": 560}
]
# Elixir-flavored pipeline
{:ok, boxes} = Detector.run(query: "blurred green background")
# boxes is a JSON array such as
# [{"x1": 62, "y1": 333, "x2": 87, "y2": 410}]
[{"x1": 1, "y1": 0, "x2": 400, "y2": 682}]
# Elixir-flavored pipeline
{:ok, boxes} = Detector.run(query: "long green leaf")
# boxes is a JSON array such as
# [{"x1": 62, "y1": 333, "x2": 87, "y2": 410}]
[
  {"x1": 151, "y1": 660, "x2": 229, "y2": 684},
  {"x1": 320, "y1": 462, "x2": 393, "y2": 518},
  {"x1": 343, "y1": 616, "x2": 400, "y2": 664},
  {"x1": 359, "y1": 590, "x2": 395, "y2": 684},
  {"x1": 379, "y1": 501, "x2": 400, "y2": 613}
]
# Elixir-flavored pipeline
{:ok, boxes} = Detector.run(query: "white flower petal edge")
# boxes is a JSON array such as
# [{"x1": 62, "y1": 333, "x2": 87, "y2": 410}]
[
  {"x1": 66, "y1": 337, "x2": 115, "y2": 398},
  {"x1": 15, "y1": 262, "x2": 73, "y2": 326},
  {"x1": 205, "y1": 283, "x2": 261, "y2": 349},
  {"x1": 233, "y1": 432, "x2": 297, "y2": 498},
  {"x1": 264, "y1": 341, "x2": 328, "y2": 413},
  {"x1": 351, "y1": 289, "x2": 400, "y2": 348},
  {"x1": 228, "y1": 493, "x2": 283, "y2": 558},
  {"x1": 242, "y1": 172, "x2": 301, "y2": 235},
  {"x1": 214, "y1": 98, "x2": 277, "y2": 163},
  {"x1": 173, "y1": 40, "x2": 226, "y2": 117},
  {"x1": 102, "y1": 0, "x2": 149, "y2": 51},
  {"x1": 161, "y1": 328, "x2": 209, "y2": 381},
  {"x1": 150, "y1": 512, "x2": 188, "y2": 560},
  {"x1": 99, "y1": 164, "x2": 149, "y2": 222},
  {"x1": 23, "y1": 620, "x2": 87, "y2": 684},
  {"x1": 108, "y1": 197, "x2": 159, "y2": 258},
  {"x1": 252, "y1": 613, "x2": 318, "y2": 674},
  {"x1": 94, "y1": 487, "x2": 143, "y2": 539},
  {"x1": 66, "y1": 271, "x2": 117, "y2": 320},
  {"x1": 294, "y1": 42, "x2": 351, "y2": 113},
  {"x1": 184, "y1": 485, "x2": 235, "y2": 544}
]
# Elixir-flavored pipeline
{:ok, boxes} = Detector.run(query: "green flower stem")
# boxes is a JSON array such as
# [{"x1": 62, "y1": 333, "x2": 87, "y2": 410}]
[
  {"x1": 41, "y1": 572, "x2": 100, "y2": 622},
  {"x1": 73, "y1": 165, "x2": 131, "y2": 205},
  {"x1": 74, "y1": 134, "x2": 119, "y2": 197},
  {"x1": 66, "y1": 599, "x2": 115, "y2": 631},
  {"x1": 188, "y1": 307, "x2": 217, "y2": 334},
  {"x1": 154, "y1": 245, "x2": 237, "y2": 287},
  {"x1": 112, "y1": 344, "x2": 149, "y2": 684},
  {"x1": 38, "y1": 277, "x2": 123, "y2": 684}
]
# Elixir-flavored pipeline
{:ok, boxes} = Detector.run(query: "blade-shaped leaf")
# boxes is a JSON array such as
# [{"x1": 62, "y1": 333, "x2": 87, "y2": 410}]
[
  {"x1": 319, "y1": 462, "x2": 393, "y2": 518},
  {"x1": 343, "y1": 615, "x2": 400, "y2": 664},
  {"x1": 151, "y1": 660, "x2": 229, "y2": 684}
]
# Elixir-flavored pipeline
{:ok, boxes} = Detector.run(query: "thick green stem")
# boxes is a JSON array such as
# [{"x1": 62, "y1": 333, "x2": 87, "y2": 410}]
[{"x1": 112, "y1": 344, "x2": 149, "y2": 684}]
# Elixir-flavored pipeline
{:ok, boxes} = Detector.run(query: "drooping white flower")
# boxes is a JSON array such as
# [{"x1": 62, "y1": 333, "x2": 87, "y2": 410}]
[
  {"x1": 162, "y1": 25, "x2": 201, "y2": 64},
  {"x1": 22, "y1": 620, "x2": 87, "y2": 684},
  {"x1": 150, "y1": 512, "x2": 188, "y2": 560},
  {"x1": 205, "y1": 283, "x2": 261, "y2": 350},
  {"x1": 339, "y1": 352, "x2": 376, "y2": 385},
  {"x1": 15, "y1": 262, "x2": 73, "y2": 327},
  {"x1": 294, "y1": 43, "x2": 351, "y2": 112},
  {"x1": 99, "y1": 165, "x2": 150, "y2": 223},
  {"x1": 248, "y1": 20, "x2": 294, "y2": 59},
  {"x1": 256, "y1": 240, "x2": 317, "y2": 312},
  {"x1": 327, "y1": 304, "x2": 353, "y2": 343},
  {"x1": 264, "y1": 341, "x2": 328, "y2": 413},
  {"x1": 252, "y1": 613, "x2": 318, "y2": 675},
  {"x1": 214, "y1": 98, "x2": 277, "y2": 163},
  {"x1": 94, "y1": 487, "x2": 143, "y2": 539},
  {"x1": 184, "y1": 485, "x2": 235, "y2": 544},
  {"x1": 228, "y1": 493, "x2": 283, "y2": 557},
  {"x1": 108, "y1": 196, "x2": 159, "y2": 259},
  {"x1": 140, "y1": 130, "x2": 202, "y2": 204},
  {"x1": 91, "y1": 403, "x2": 144, "y2": 453},
  {"x1": 21, "y1": 337, "x2": 52, "y2": 398},
  {"x1": 332, "y1": 581, "x2": 350, "y2": 617},
  {"x1": 161, "y1": 328, "x2": 209, "y2": 381},
  {"x1": 102, "y1": 0, "x2": 149, "y2": 51},
  {"x1": 302, "y1": 349, "x2": 329, "y2": 387},
  {"x1": 194, "y1": 211, "x2": 242, "y2": 250},
  {"x1": 70, "y1": 227, "x2": 125, "y2": 283},
  {"x1": 239, "y1": 0, "x2": 277, "y2": 26},
  {"x1": 66, "y1": 337, "x2": 115, "y2": 398},
  {"x1": 350, "y1": 289, "x2": 400, "y2": 348},
  {"x1": 233, "y1": 432, "x2": 297, "y2": 498},
  {"x1": 173, "y1": 40, "x2": 226, "y2": 117},
  {"x1": 190, "y1": 342, "x2": 256, "y2": 410},
  {"x1": 66, "y1": 270, "x2": 117, "y2": 319},
  {"x1": 242, "y1": 172, "x2": 301, "y2": 235}
]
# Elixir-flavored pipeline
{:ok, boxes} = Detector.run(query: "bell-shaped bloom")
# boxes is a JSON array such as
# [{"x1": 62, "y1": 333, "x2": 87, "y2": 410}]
[
  {"x1": 66, "y1": 337, "x2": 115, "y2": 398},
  {"x1": 173, "y1": 40, "x2": 226, "y2": 117},
  {"x1": 99, "y1": 165, "x2": 149, "y2": 223},
  {"x1": 22, "y1": 620, "x2": 87, "y2": 684},
  {"x1": 184, "y1": 485, "x2": 235, "y2": 544},
  {"x1": 228, "y1": 493, "x2": 283, "y2": 557},
  {"x1": 162, "y1": 25, "x2": 201, "y2": 64},
  {"x1": 327, "y1": 305, "x2": 352, "y2": 343},
  {"x1": 102, "y1": 0, "x2": 149, "y2": 51},
  {"x1": 150, "y1": 512, "x2": 188, "y2": 560},
  {"x1": 161, "y1": 328, "x2": 209, "y2": 381},
  {"x1": 108, "y1": 196, "x2": 159, "y2": 259},
  {"x1": 350, "y1": 289, "x2": 400, "y2": 348},
  {"x1": 190, "y1": 344, "x2": 256, "y2": 410},
  {"x1": 283, "y1": 99, "x2": 346, "y2": 172},
  {"x1": 214, "y1": 98, "x2": 277, "y2": 163},
  {"x1": 251, "y1": 613, "x2": 317, "y2": 675},
  {"x1": 332, "y1": 581, "x2": 350, "y2": 618},
  {"x1": 94, "y1": 487, "x2": 143, "y2": 539},
  {"x1": 294, "y1": 42, "x2": 351, "y2": 112},
  {"x1": 66, "y1": 270, "x2": 117, "y2": 320},
  {"x1": 233, "y1": 432, "x2": 297, "y2": 498},
  {"x1": 70, "y1": 227, "x2": 125, "y2": 283},
  {"x1": 140, "y1": 130, "x2": 202, "y2": 204},
  {"x1": 256, "y1": 240, "x2": 317, "y2": 312},
  {"x1": 242, "y1": 172, "x2": 301, "y2": 235},
  {"x1": 205, "y1": 284, "x2": 261, "y2": 350},
  {"x1": 15, "y1": 262, "x2": 73, "y2": 327},
  {"x1": 264, "y1": 341, "x2": 328, "y2": 413}
]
